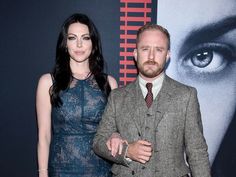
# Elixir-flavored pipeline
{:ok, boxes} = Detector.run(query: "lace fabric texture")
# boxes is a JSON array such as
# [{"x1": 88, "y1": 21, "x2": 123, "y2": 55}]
[{"x1": 49, "y1": 75, "x2": 111, "y2": 177}]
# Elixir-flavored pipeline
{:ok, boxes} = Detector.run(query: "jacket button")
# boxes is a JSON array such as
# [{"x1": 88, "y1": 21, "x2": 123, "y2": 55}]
[
  {"x1": 132, "y1": 170, "x2": 135, "y2": 175},
  {"x1": 142, "y1": 166, "x2": 146, "y2": 169}
]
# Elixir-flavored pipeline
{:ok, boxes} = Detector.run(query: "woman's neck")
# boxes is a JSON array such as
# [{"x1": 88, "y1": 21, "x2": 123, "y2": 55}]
[
  {"x1": 72, "y1": 71, "x2": 91, "y2": 80},
  {"x1": 70, "y1": 58, "x2": 90, "y2": 74}
]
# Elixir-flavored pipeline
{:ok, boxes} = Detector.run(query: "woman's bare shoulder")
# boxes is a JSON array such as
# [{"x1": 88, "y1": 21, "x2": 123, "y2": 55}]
[
  {"x1": 107, "y1": 75, "x2": 118, "y2": 90},
  {"x1": 37, "y1": 73, "x2": 53, "y2": 89}
]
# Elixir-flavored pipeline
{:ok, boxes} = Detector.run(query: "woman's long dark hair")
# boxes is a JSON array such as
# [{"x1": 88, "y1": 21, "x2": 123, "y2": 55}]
[{"x1": 50, "y1": 13, "x2": 111, "y2": 107}]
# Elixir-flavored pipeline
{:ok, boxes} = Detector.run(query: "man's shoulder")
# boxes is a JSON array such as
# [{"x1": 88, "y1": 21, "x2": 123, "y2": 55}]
[
  {"x1": 166, "y1": 75, "x2": 195, "y2": 90},
  {"x1": 110, "y1": 80, "x2": 137, "y2": 95}
]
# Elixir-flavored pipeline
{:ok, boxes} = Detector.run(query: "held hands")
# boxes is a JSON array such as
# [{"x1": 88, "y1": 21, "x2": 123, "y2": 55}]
[
  {"x1": 106, "y1": 134, "x2": 152, "y2": 164},
  {"x1": 127, "y1": 140, "x2": 152, "y2": 164},
  {"x1": 106, "y1": 132, "x2": 128, "y2": 157}
]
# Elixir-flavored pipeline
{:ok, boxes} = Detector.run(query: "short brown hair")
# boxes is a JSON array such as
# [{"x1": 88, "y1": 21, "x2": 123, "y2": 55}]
[{"x1": 136, "y1": 23, "x2": 170, "y2": 50}]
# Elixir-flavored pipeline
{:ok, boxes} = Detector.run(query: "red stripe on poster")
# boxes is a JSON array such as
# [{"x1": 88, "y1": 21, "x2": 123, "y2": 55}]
[
  {"x1": 121, "y1": 0, "x2": 151, "y2": 3},
  {"x1": 120, "y1": 7, "x2": 151, "y2": 13}
]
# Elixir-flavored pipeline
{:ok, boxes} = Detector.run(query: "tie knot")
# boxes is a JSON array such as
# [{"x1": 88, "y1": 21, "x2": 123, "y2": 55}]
[{"x1": 146, "y1": 83, "x2": 153, "y2": 92}]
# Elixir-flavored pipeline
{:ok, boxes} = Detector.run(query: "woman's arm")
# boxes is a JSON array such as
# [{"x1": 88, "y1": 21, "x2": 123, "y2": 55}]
[
  {"x1": 107, "y1": 75, "x2": 118, "y2": 90},
  {"x1": 36, "y1": 74, "x2": 52, "y2": 177}
]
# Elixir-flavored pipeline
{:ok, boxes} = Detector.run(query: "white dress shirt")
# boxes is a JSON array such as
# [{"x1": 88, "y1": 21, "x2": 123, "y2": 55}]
[{"x1": 138, "y1": 72, "x2": 165, "y2": 99}]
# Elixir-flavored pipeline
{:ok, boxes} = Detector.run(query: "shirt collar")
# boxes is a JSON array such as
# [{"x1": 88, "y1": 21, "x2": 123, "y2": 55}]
[
  {"x1": 138, "y1": 72, "x2": 165, "y2": 87},
  {"x1": 138, "y1": 72, "x2": 165, "y2": 98}
]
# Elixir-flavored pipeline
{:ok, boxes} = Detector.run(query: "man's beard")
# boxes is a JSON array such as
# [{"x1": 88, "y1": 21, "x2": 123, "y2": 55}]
[{"x1": 138, "y1": 60, "x2": 163, "y2": 78}]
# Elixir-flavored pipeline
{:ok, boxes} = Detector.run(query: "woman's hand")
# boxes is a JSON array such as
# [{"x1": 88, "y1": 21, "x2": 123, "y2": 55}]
[{"x1": 106, "y1": 133, "x2": 127, "y2": 157}]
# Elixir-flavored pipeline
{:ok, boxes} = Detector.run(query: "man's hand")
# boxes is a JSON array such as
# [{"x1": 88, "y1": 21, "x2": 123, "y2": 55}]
[
  {"x1": 106, "y1": 133, "x2": 127, "y2": 157},
  {"x1": 127, "y1": 140, "x2": 152, "y2": 164}
]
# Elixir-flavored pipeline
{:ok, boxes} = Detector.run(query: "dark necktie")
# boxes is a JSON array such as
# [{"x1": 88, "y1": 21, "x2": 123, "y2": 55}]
[{"x1": 145, "y1": 83, "x2": 153, "y2": 108}]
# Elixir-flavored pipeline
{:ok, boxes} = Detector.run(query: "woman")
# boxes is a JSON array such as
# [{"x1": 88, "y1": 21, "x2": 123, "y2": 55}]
[{"x1": 36, "y1": 13, "x2": 117, "y2": 177}]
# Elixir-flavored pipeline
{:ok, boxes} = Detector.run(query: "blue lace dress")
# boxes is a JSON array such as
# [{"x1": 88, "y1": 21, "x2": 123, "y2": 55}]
[{"x1": 48, "y1": 75, "x2": 112, "y2": 177}]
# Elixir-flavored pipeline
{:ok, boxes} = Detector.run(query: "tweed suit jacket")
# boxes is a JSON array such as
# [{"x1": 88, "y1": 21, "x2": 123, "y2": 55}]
[{"x1": 93, "y1": 75, "x2": 211, "y2": 177}]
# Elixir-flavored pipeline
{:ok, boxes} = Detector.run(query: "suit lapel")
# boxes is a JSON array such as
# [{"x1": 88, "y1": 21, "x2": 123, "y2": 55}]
[
  {"x1": 154, "y1": 75, "x2": 174, "y2": 127},
  {"x1": 124, "y1": 79, "x2": 144, "y2": 135}
]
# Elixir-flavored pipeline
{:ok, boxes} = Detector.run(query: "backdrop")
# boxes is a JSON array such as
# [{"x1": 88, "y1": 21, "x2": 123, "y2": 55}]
[{"x1": 0, "y1": 0, "x2": 235, "y2": 177}]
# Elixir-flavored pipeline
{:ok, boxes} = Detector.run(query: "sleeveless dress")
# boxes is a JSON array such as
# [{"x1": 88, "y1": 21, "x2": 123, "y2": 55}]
[{"x1": 48, "y1": 74, "x2": 112, "y2": 177}]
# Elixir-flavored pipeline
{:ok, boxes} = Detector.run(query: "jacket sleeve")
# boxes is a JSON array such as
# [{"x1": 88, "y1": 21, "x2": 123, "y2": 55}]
[
  {"x1": 93, "y1": 91, "x2": 130, "y2": 166},
  {"x1": 184, "y1": 87, "x2": 211, "y2": 177}
]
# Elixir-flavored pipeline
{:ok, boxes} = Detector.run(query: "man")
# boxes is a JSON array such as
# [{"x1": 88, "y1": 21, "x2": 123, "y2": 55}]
[{"x1": 93, "y1": 23, "x2": 211, "y2": 177}]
